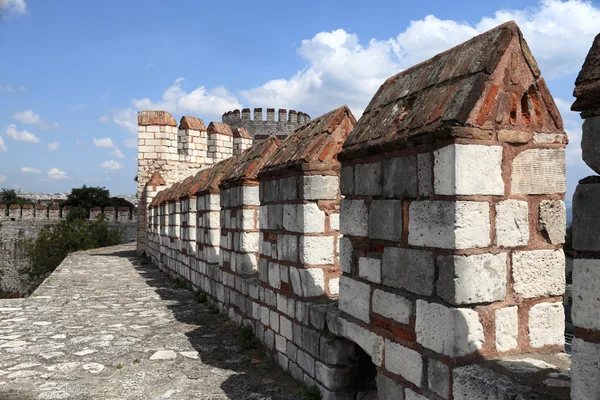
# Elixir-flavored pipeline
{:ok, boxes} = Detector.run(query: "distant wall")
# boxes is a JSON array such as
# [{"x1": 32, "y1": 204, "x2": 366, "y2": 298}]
[
  {"x1": 0, "y1": 207, "x2": 137, "y2": 294},
  {"x1": 222, "y1": 108, "x2": 310, "y2": 140}
]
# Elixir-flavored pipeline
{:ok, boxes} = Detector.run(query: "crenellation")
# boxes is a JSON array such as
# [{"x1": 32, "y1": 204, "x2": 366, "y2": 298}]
[{"x1": 136, "y1": 21, "x2": 577, "y2": 400}]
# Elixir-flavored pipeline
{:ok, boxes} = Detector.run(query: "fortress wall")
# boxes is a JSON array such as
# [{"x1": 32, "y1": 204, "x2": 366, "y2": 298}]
[
  {"x1": 141, "y1": 22, "x2": 576, "y2": 400},
  {"x1": 222, "y1": 108, "x2": 310, "y2": 140}
]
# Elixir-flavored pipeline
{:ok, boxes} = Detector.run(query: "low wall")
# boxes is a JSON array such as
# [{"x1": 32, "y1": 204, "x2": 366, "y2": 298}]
[{"x1": 0, "y1": 219, "x2": 136, "y2": 294}]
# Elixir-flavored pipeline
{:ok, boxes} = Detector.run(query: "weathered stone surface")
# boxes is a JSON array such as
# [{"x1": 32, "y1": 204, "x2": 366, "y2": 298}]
[
  {"x1": 538, "y1": 200, "x2": 566, "y2": 245},
  {"x1": 354, "y1": 162, "x2": 382, "y2": 196},
  {"x1": 512, "y1": 250, "x2": 565, "y2": 298},
  {"x1": 340, "y1": 199, "x2": 368, "y2": 237},
  {"x1": 372, "y1": 289, "x2": 411, "y2": 324},
  {"x1": 437, "y1": 253, "x2": 507, "y2": 305},
  {"x1": 453, "y1": 365, "x2": 534, "y2": 400},
  {"x1": 498, "y1": 130, "x2": 531, "y2": 143},
  {"x1": 572, "y1": 183, "x2": 600, "y2": 251},
  {"x1": 528, "y1": 302, "x2": 565, "y2": 348},
  {"x1": 376, "y1": 373, "x2": 404, "y2": 400},
  {"x1": 511, "y1": 149, "x2": 566, "y2": 194},
  {"x1": 382, "y1": 247, "x2": 435, "y2": 296},
  {"x1": 571, "y1": 338, "x2": 600, "y2": 400},
  {"x1": 343, "y1": 321, "x2": 384, "y2": 366},
  {"x1": 408, "y1": 201, "x2": 490, "y2": 249},
  {"x1": 358, "y1": 257, "x2": 382, "y2": 284},
  {"x1": 300, "y1": 175, "x2": 338, "y2": 200},
  {"x1": 299, "y1": 236, "x2": 334, "y2": 265},
  {"x1": 383, "y1": 156, "x2": 418, "y2": 199},
  {"x1": 0, "y1": 244, "x2": 306, "y2": 399},
  {"x1": 428, "y1": 358, "x2": 450, "y2": 399},
  {"x1": 581, "y1": 117, "x2": 600, "y2": 174},
  {"x1": 384, "y1": 340, "x2": 422, "y2": 386},
  {"x1": 339, "y1": 237, "x2": 353, "y2": 274},
  {"x1": 340, "y1": 166, "x2": 354, "y2": 195},
  {"x1": 495, "y1": 306, "x2": 519, "y2": 352},
  {"x1": 405, "y1": 388, "x2": 428, "y2": 400},
  {"x1": 572, "y1": 33, "x2": 600, "y2": 111},
  {"x1": 434, "y1": 144, "x2": 504, "y2": 195},
  {"x1": 339, "y1": 277, "x2": 371, "y2": 323},
  {"x1": 415, "y1": 300, "x2": 484, "y2": 357},
  {"x1": 368, "y1": 200, "x2": 403, "y2": 241},
  {"x1": 495, "y1": 200, "x2": 529, "y2": 247},
  {"x1": 572, "y1": 259, "x2": 600, "y2": 330},
  {"x1": 417, "y1": 153, "x2": 433, "y2": 197}
]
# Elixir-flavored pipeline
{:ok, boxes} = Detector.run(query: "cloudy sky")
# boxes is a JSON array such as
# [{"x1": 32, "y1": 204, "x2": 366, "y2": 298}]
[{"x1": 0, "y1": 0, "x2": 598, "y2": 198}]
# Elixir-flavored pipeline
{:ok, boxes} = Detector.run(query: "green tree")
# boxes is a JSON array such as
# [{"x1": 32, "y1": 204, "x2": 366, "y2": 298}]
[
  {"x1": 0, "y1": 189, "x2": 33, "y2": 206},
  {"x1": 22, "y1": 215, "x2": 121, "y2": 281},
  {"x1": 64, "y1": 185, "x2": 111, "y2": 209}
]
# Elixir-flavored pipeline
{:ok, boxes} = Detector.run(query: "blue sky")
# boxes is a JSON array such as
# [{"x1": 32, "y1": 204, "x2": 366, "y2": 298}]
[{"x1": 0, "y1": 0, "x2": 598, "y2": 198}]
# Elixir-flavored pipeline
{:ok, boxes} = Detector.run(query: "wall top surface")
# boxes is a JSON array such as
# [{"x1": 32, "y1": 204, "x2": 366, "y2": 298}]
[{"x1": 138, "y1": 110, "x2": 177, "y2": 127}]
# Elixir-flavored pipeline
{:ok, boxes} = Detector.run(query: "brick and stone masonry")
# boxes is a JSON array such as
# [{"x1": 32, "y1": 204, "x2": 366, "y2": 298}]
[
  {"x1": 141, "y1": 21, "x2": 575, "y2": 400},
  {"x1": 223, "y1": 108, "x2": 311, "y2": 141},
  {"x1": 570, "y1": 33, "x2": 600, "y2": 400},
  {"x1": 336, "y1": 21, "x2": 567, "y2": 399}
]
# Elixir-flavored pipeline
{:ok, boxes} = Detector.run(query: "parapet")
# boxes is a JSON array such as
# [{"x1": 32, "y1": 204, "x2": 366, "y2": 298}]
[
  {"x1": 179, "y1": 116, "x2": 206, "y2": 131},
  {"x1": 222, "y1": 107, "x2": 311, "y2": 139}
]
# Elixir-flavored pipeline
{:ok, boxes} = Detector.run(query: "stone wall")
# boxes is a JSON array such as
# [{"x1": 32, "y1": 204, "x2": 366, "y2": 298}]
[
  {"x1": 0, "y1": 206, "x2": 137, "y2": 294},
  {"x1": 222, "y1": 108, "x2": 310, "y2": 141},
  {"x1": 570, "y1": 32, "x2": 600, "y2": 400},
  {"x1": 140, "y1": 22, "x2": 574, "y2": 400}
]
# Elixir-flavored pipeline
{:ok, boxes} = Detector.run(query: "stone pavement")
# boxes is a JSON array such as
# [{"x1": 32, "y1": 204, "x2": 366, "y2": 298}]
[{"x1": 0, "y1": 244, "x2": 306, "y2": 400}]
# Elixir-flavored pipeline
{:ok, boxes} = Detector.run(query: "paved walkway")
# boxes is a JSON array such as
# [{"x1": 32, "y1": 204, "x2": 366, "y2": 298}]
[{"x1": 0, "y1": 244, "x2": 305, "y2": 400}]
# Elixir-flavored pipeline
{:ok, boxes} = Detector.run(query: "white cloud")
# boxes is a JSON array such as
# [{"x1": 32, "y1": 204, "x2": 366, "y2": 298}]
[
  {"x1": 0, "y1": 136, "x2": 6, "y2": 152},
  {"x1": 47, "y1": 168, "x2": 69, "y2": 180},
  {"x1": 13, "y1": 109, "x2": 57, "y2": 130},
  {"x1": 242, "y1": 0, "x2": 600, "y2": 116},
  {"x1": 0, "y1": 175, "x2": 6, "y2": 183},
  {"x1": 99, "y1": 108, "x2": 137, "y2": 134},
  {"x1": 124, "y1": 138, "x2": 137, "y2": 148},
  {"x1": 5, "y1": 124, "x2": 40, "y2": 143},
  {"x1": 112, "y1": 148, "x2": 125, "y2": 159},
  {"x1": 21, "y1": 167, "x2": 41, "y2": 174},
  {"x1": 47, "y1": 141, "x2": 59, "y2": 151},
  {"x1": 93, "y1": 137, "x2": 114, "y2": 148},
  {"x1": 132, "y1": 78, "x2": 242, "y2": 120},
  {"x1": 0, "y1": 85, "x2": 26, "y2": 93},
  {"x1": 0, "y1": 0, "x2": 26, "y2": 16},
  {"x1": 101, "y1": 160, "x2": 123, "y2": 170}
]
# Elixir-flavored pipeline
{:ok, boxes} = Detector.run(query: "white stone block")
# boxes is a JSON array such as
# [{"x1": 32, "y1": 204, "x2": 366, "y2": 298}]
[
  {"x1": 495, "y1": 199, "x2": 529, "y2": 247},
  {"x1": 427, "y1": 358, "x2": 450, "y2": 399},
  {"x1": 344, "y1": 321, "x2": 384, "y2": 366},
  {"x1": 283, "y1": 203, "x2": 326, "y2": 233},
  {"x1": 405, "y1": 389, "x2": 428, "y2": 400},
  {"x1": 495, "y1": 306, "x2": 518, "y2": 352},
  {"x1": 339, "y1": 276, "x2": 371, "y2": 323},
  {"x1": 372, "y1": 289, "x2": 411, "y2": 324},
  {"x1": 368, "y1": 200, "x2": 403, "y2": 241},
  {"x1": 408, "y1": 201, "x2": 490, "y2": 249},
  {"x1": 511, "y1": 148, "x2": 566, "y2": 194},
  {"x1": 437, "y1": 253, "x2": 507, "y2": 305},
  {"x1": 297, "y1": 268, "x2": 325, "y2": 297},
  {"x1": 415, "y1": 300, "x2": 484, "y2": 357},
  {"x1": 572, "y1": 259, "x2": 600, "y2": 331},
  {"x1": 340, "y1": 199, "x2": 368, "y2": 237},
  {"x1": 512, "y1": 250, "x2": 565, "y2": 298},
  {"x1": 300, "y1": 236, "x2": 334, "y2": 265},
  {"x1": 358, "y1": 257, "x2": 382, "y2": 284},
  {"x1": 268, "y1": 263, "x2": 281, "y2": 289},
  {"x1": 384, "y1": 340, "x2": 422, "y2": 386},
  {"x1": 300, "y1": 175, "x2": 338, "y2": 200},
  {"x1": 434, "y1": 144, "x2": 504, "y2": 195},
  {"x1": 339, "y1": 237, "x2": 353, "y2": 274},
  {"x1": 329, "y1": 214, "x2": 339, "y2": 231},
  {"x1": 241, "y1": 185, "x2": 260, "y2": 206},
  {"x1": 240, "y1": 232, "x2": 259, "y2": 252},
  {"x1": 571, "y1": 338, "x2": 600, "y2": 400},
  {"x1": 329, "y1": 278, "x2": 339, "y2": 295},
  {"x1": 528, "y1": 302, "x2": 564, "y2": 348},
  {"x1": 277, "y1": 235, "x2": 298, "y2": 262},
  {"x1": 538, "y1": 200, "x2": 566, "y2": 245}
]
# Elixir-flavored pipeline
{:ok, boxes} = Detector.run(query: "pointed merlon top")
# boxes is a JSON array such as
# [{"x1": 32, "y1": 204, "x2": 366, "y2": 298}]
[
  {"x1": 138, "y1": 111, "x2": 177, "y2": 126},
  {"x1": 260, "y1": 105, "x2": 357, "y2": 175},
  {"x1": 232, "y1": 127, "x2": 251, "y2": 139},
  {"x1": 572, "y1": 33, "x2": 600, "y2": 112},
  {"x1": 341, "y1": 21, "x2": 563, "y2": 160},
  {"x1": 179, "y1": 116, "x2": 207, "y2": 131},
  {"x1": 146, "y1": 171, "x2": 166, "y2": 187},
  {"x1": 221, "y1": 136, "x2": 280, "y2": 186},
  {"x1": 207, "y1": 122, "x2": 233, "y2": 136}
]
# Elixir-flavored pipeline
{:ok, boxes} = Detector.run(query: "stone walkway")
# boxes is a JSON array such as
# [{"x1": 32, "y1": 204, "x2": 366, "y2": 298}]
[{"x1": 0, "y1": 244, "x2": 306, "y2": 400}]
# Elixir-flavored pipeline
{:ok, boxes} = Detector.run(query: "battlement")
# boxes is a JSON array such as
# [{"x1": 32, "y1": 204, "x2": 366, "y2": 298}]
[
  {"x1": 221, "y1": 107, "x2": 310, "y2": 140},
  {"x1": 0, "y1": 204, "x2": 137, "y2": 222}
]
